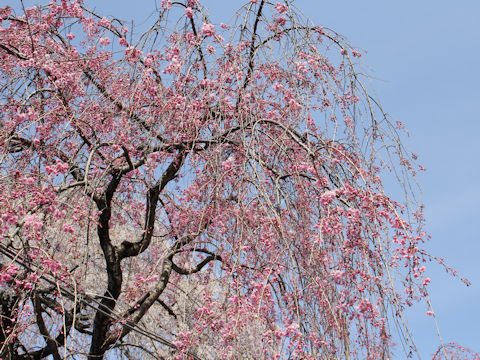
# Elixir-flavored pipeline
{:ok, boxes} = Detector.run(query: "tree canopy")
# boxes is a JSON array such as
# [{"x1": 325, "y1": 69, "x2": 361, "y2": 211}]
[{"x1": 0, "y1": 1, "x2": 475, "y2": 359}]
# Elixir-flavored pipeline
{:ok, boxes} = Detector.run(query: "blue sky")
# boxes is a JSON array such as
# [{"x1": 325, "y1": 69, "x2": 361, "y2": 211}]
[{"x1": 4, "y1": 0, "x2": 478, "y2": 358}]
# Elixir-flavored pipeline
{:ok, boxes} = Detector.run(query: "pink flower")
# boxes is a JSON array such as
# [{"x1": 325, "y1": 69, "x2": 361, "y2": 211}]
[
  {"x1": 0, "y1": 273, "x2": 12, "y2": 283},
  {"x1": 6, "y1": 265, "x2": 18, "y2": 276},
  {"x1": 62, "y1": 224, "x2": 75, "y2": 233},
  {"x1": 125, "y1": 46, "x2": 142, "y2": 62},
  {"x1": 426, "y1": 310, "x2": 434, "y2": 316},
  {"x1": 340, "y1": 49, "x2": 347, "y2": 55},
  {"x1": 272, "y1": 82, "x2": 283, "y2": 92},
  {"x1": 98, "y1": 17, "x2": 110, "y2": 27},
  {"x1": 118, "y1": 38, "x2": 128, "y2": 47},
  {"x1": 185, "y1": 7, "x2": 193, "y2": 19},
  {"x1": 202, "y1": 23, "x2": 215, "y2": 37},
  {"x1": 161, "y1": 0, "x2": 172, "y2": 9},
  {"x1": 29, "y1": 273, "x2": 40, "y2": 283},
  {"x1": 330, "y1": 270, "x2": 345, "y2": 283},
  {"x1": 143, "y1": 53, "x2": 154, "y2": 67},
  {"x1": 43, "y1": 259, "x2": 61, "y2": 274},
  {"x1": 357, "y1": 298, "x2": 373, "y2": 313},
  {"x1": 250, "y1": 0, "x2": 258, "y2": 3},
  {"x1": 45, "y1": 165, "x2": 56, "y2": 175},
  {"x1": 320, "y1": 190, "x2": 337, "y2": 206},
  {"x1": 221, "y1": 156, "x2": 235, "y2": 171},
  {"x1": 163, "y1": 56, "x2": 181, "y2": 74},
  {"x1": 99, "y1": 37, "x2": 111, "y2": 46},
  {"x1": 67, "y1": 32, "x2": 75, "y2": 40},
  {"x1": 352, "y1": 50, "x2": 362, "y2": 58},
  {"x1": 55, "y1": 160, "x2": 68, "y2": 173},
  {"x1": 274, "y1": 16, "x2": 287, "y2": 27},
  {"x1": 22, "y1": 177, "x2": 35, "y2": 185},
  {"x1": 275, "y1": 3, "x2": 288, "y2": 13},
  {"x1": 24, "y1": 282, "x2": 33, "y2": 290},
  {"x1": 24, "y1": 214, "x2": 43, "y2": 230},
  {"x1": 288, "y1": 98, "x2": 301, "y2": 110}
]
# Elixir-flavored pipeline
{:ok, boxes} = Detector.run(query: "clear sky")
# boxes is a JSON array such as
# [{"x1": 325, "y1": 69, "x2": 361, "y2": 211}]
[{"x1": 4, "y1": 0, "x2": 478, "y2": 358}]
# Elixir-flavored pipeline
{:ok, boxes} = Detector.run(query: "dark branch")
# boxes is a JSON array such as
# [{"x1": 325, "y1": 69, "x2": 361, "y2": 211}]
[
  {"x1": 0, "y1": 42, "x2": 28, "y2": 60},
  {"x1": 117, "y1": 150, "x2": 186, "y2": 259},
  {"x1": 172, "y1": 253, "x2": 222, "y2": 275},
  {"x1": 33, "y1": 295, "x2": 62, "y2": 360},
  {"x1": 156, "y1": 299, "x2": 177, "y2": 319}
]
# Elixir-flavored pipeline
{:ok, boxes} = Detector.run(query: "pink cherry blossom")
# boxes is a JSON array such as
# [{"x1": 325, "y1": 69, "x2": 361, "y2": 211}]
[
  {"x1": 118, "y1": 37, "x2": 128, "y2": 46},
  {"x1": 185, "y1": 7, "x2": 193, "y2": 19},
  {"x1": 99, "y1": 37, "x2": 110, "y2": 46},
  {"x1": 275, "y1": 3, "x2": 288, "y2": 13},
  {"x1": 202, "y1": 23, "x2": 215, "y2": 37},
  {"x1": 274, "y1": 16, "x2": 287, "y2": 27},
  {"x1": 352, "y1": 49, "x2": 362, "y2": 57}
]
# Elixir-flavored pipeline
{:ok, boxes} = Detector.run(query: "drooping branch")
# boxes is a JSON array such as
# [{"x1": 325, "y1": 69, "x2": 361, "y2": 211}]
[
  {"x1": 82, "y1": 70, "x2": 167, "y2": 144},
  {"x1": 0, "y1": 42, "x2": 28, "y2": 60}
]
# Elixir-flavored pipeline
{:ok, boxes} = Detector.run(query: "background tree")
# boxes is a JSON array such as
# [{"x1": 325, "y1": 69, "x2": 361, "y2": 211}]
[{"x1": 0, "y1": 1, "x2": 476, "y2": 359}]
